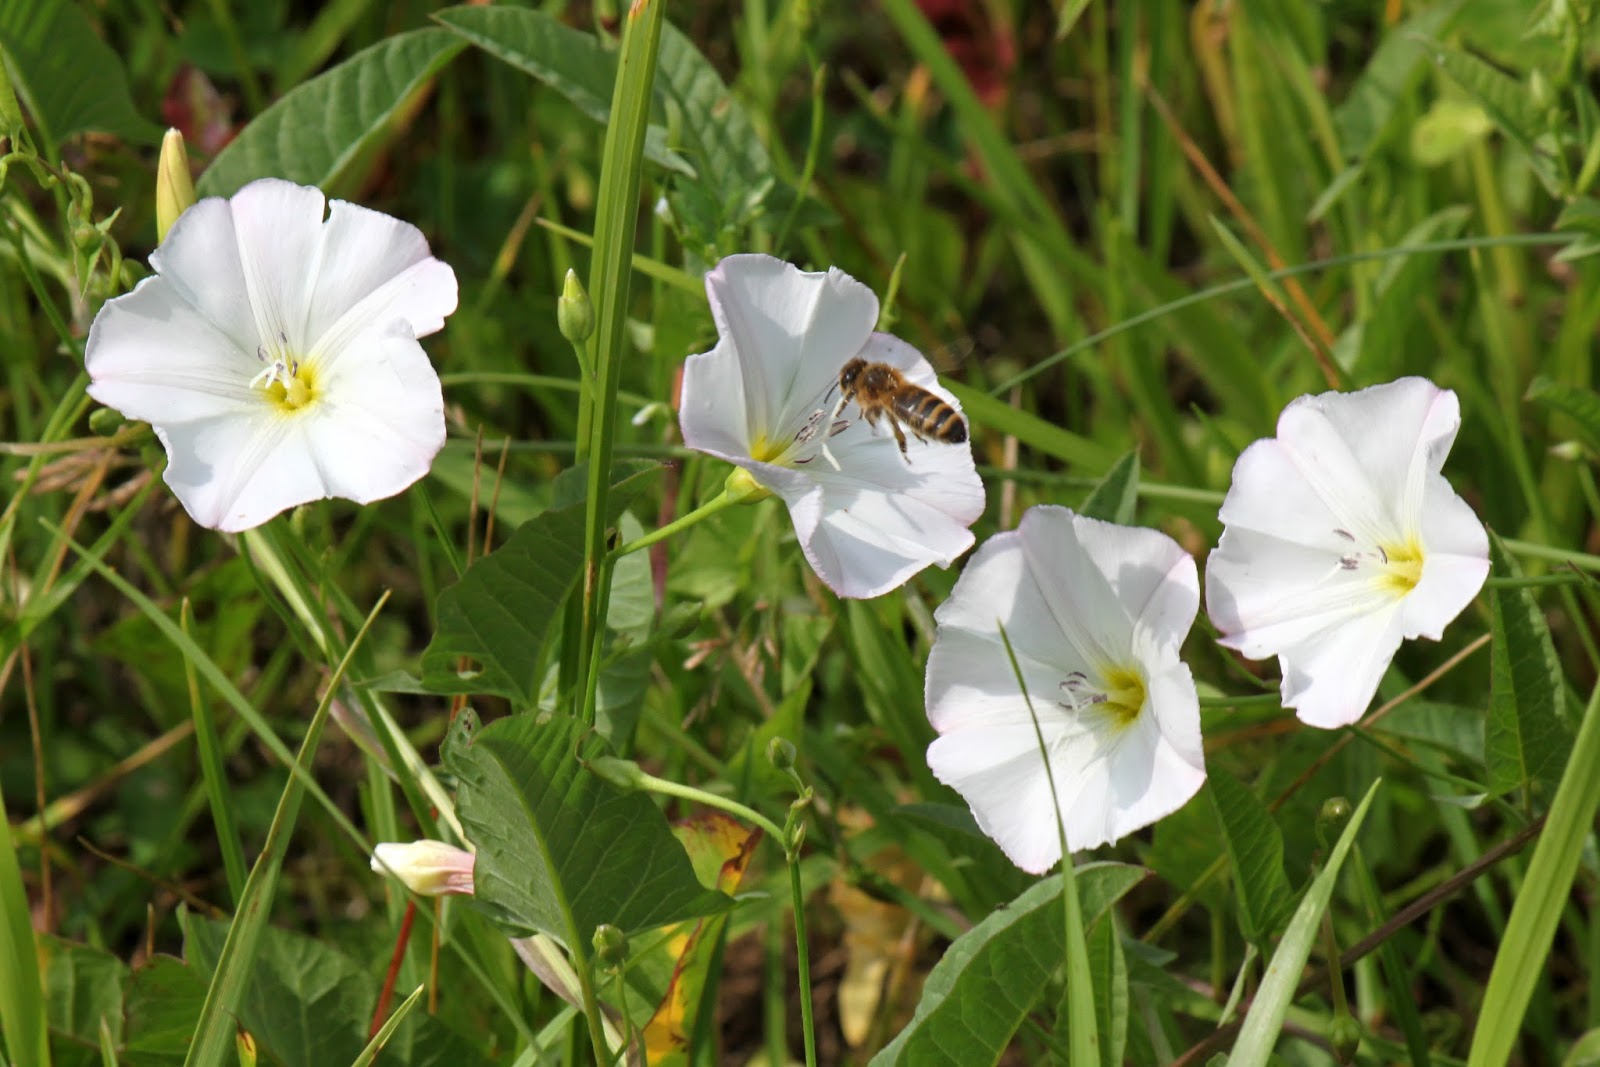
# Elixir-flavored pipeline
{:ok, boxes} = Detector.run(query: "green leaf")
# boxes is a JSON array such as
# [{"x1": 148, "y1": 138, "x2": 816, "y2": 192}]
[
  {"x1": 446, "y1": 711, "x2": 734, "y2": 942},
  {"x1": 1084, "y1": 917, "x2": 1128, "y2": 1067},
  {"x1": 420, "y1": 466, "x2": 659, "y2": 702},
  {"x1": 1206, "y1": 769, "x2": 1292, "y2": 947},
  {"x1": 40, "y1": 935, "x2": 125, "y2": 1063},
  {"x1": 1077, "y1": 451, "x2": 1140, "y2": 525},
  {"x1": 1526, "y1": 376, "x2": 1600, "y2": 456},
  {"x1": 1428, "y1": 44, "x2": 1563, "y2": 194},
  {"x1": 183, "y1": 917, "x2": 489, "y2": 1067},
  {"x1": 197, "y1": 29, "x2": 465, "y2": 198},
  {"x1": 1484, "y1": 530, "x2": 1570, "y2": 799},
  {"x1": 869, "y1": 863, "x2": 1146, "y2": 1066},
  {"x1": 1331, "y1": 1, "x2": 1463, "y2": 161},
  {"x1": 430, "y1": 6, "x2": 691, "y2": 176},
  {"x1": 0, "y1": 0, "x2": 160, "y2": 144},
  {"x1": 1231, "y1": 780, "x2": 1381, "y2": 1066},
  {"x1": 123, "y1": 957, "x2": 207, "y2": 1065}
]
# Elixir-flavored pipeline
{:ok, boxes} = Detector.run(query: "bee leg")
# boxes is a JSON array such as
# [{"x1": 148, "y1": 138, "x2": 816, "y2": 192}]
[{"x1": 890, "y1": 418, "x2": 910, "y2": 460}]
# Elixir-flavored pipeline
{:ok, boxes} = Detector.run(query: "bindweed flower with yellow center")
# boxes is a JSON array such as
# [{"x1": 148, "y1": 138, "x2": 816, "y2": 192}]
[
  {"x1": 678, "y1": 254, "x2": 984, "y2": 599},
  {"x1": 924, "y1": 506, "x2": 1206, "y2": 873},
  {"x1": 85, "y1": 178, "x2": 457, "y2": 532},
  {"x1": 1205, "y1": 377, "x2": 1490, "y2": 729}
]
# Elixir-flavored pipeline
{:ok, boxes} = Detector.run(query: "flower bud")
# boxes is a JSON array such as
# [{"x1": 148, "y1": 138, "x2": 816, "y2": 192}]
[
  {"x1": 1316, "y1": 796, "x2": 1352, "y2": 850},
  {"x1": 88, "y1": 407, "x2": 126, "y2": 436},
  {"x1": 1328, "y1": 1012, "x2": 1362, "y2": 1063},
  {"x1": 370, "y1": 840, "x2": 475, "y2": 896},
  {"x1": 155, "y1": 128, "x2": 197, "y2": 244},
  {"x1": 767, "y1": 736, "x2": 797, "y2": 772},
  {"x1": 592, "y1": 923, "x2": 628, "y2": 971},
  {"x1": 235, "y1": 1029, "x2": 258, "y2": 1067},
  {"x1": 558, "y1": 268, "x2": 595, "y2": 345}
]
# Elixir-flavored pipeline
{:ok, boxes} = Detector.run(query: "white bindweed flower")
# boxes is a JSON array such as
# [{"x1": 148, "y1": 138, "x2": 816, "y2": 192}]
[
  {"x1": 925, "y1": 506, "x2": 1205, "y2": 873},
  {"x1": 1205, "y1": 377, "x2": 1490, "y2": 729},
  {"x1": 86, "y1": 178, "x2": 457, "y2": 532},
  {"x1": 370, "y1": 840, "x2": 475, "y2": 896},
  {"x1": 678, "y1": 254, "x2": 984, "y2": 599}
]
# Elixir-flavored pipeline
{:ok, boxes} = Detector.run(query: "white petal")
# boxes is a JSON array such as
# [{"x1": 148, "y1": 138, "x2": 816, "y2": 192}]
[
  {"x1": 678, "y1": 336, "x2": 755, "y2": 459},
  {"x1": 145, "y1": 195, "x2": 258, "y2": 354},
  {"x1": 1401, "y1": 550, "x2": 1490, "y2": 641},
  {"x1": 704, "y1": 254, "x2": 877, "y2": 437},
  {"x1": 925, "y1": 628, "x2": 1078, "y2": 736},
  {"x1": 157, "y1": 411, "x2": 323, "y2": 531},
  {"x1": 1206, "y1": 527, "x2": 1401, "y2": 657},
  {"x1": 1109, "y1": 664, "x2": 1206, "y2": 838},
  {"x1": 303, "y1": 324, "x2": 447, "y2": 503},
  {"x1": 1297, "y1": 377, "x2": 1460, "y2": 527},
  {"x1": 211, "y1": 178, "x2": 329, "y2": 352},
  {"x1": 928, "y1": 526, "x2": 1082, "y2": 684},
  {"x1": 306, "y1": 198, "x2": 457, "y2": 356},
  {"x1": 1215, "y1": 438, "x2": 1353, "y2": 552},
  {"x1": 1278, "y1": 603, "x2": 1407, "y2": 728},
  {"x1": 927, "y1": 726, "x2": 1065, "y2": 873},
  {"x1": 85, "y1": 275, "x2": 260, "y2": 423}
]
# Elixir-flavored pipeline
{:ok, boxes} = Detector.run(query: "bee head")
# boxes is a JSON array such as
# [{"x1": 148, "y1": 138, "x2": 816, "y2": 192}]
[{"x1": 838, "y1": 357, "x2": 867, "y2": 395}]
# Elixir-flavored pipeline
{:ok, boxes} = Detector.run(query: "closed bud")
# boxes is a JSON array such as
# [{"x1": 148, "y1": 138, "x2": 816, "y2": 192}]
[
  {"x1": 592, "y1": 923, "x2": 628, "y2": 971},
  {"x1": 155, "y1": 128, "x2": 197, "y2": 244},
  {"x1": 767, "y1": 736, "x2": 797, "y2": 772},
  {"x1": 558, "y1": 268, "x2": 595, "y2": 344},
  {"x1": 88, "y1": 407, "x2": 126, "y2": 436},
  {"x1": 1329, "y1": 1012, "x2": 1362, "y2": 1063},
  {"x1": 370, "y1": 840, "x2": 476, "y2": 896},
  {"x1": 1316, "y1": 796, "x2": 1352, "y2": 849}
]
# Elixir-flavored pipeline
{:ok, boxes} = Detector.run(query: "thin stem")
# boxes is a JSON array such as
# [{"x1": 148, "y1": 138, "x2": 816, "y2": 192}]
[
  {"x1": 1484, "y1": 573, "x2": 1590, "y2": 589},
  {"x1": 627, "y1": 770, "x2": 786, "y2": 843},
  {"x1": 788, "y1": 853, "x2": 817, "y2": 1067},
  {"x1": 608, "y1": 488, "x2": 742, "y2": 562}
]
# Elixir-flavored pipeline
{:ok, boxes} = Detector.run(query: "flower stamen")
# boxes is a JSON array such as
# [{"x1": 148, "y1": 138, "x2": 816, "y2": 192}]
[
  {"x1": 1058, "y1": 666, "x2": 1147, "y2": 730},
  {"x1": 1329, "y1": 527, "x2": 1424, "y2": 595}
]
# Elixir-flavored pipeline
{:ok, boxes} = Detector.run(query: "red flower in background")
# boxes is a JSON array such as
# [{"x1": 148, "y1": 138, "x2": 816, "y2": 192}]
[{"x1": 915, "y1": 0, "x2": 1016, "y2": 108}]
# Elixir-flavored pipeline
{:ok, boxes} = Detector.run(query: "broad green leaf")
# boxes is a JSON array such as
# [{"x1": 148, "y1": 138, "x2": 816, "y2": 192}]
[
  {"x1": 420, "y1": 466, "x2": 659, "y2": 701},
  {"x1": 869, "y1": 863, "x2": 1146, "y2": 1066},
  {"x1": 446, "y1": 711, "x2": 734, "y2": 942},
  {"x1": 198, "y1": 29, "x2": 465, "y2": 198},
  {"x1": 1084, "y1": 917, "x2": 1128, "y2": 1067},
  {"x1": 430, "y1": 6, "x2": 691, "y2": 176},
  {"x1": 1331, "y1": 1, "x2": 1463, "y2": 160},
  {"x1": 1471, "y1": 680, "x2": 1600, "y2": 1066},
  {"x1": 1207, "y1": 769, "x2": 1292, "y2": 947},
  {"x1": 1077, "y1": 451, "x2": 1140, "y2": 525},
  {"x1": 0, "y1": 0, "x2": 160, "y2": 144},
  {"x1": 183, "y1": 917, "x2": 489, "y2": 1067},
  {"x1": 1429, "y1": 44, "x2": 1562, "y2": 194},
  {"x1": 40, "y1": 935, "x2": 125, "y2": 1066},
  {"x1": 123, "y1": 957, "x2": 207, "y2": 1065},
  {"x1": 1231, "y1": 780, "x2": 1381, "y2": 1066},
  {"x1": 1484, "y1": 531, "x2": 1569, "y2": 798},
  {"x1": 1526, "y1": 376, "x2": 1600, "y2": 456}
]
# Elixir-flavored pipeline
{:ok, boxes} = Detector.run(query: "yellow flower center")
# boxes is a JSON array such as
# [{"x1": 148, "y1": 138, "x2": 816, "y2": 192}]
[
  {"x1": 1058, "y1": 665, "x2": 1147, "y2": 730},
  {"x1": 1377, "y1": 537, "x2": 1424, "y2": 596},
  {"x1": 749, "y1": 433, "x2": 781, "y2": 463},
  {"x1": 252, "y1": 356, "x2": 318, "y2": 413},
  {"x1": 1098, "y1": 665, "x2": 1148, "y2": 729}
]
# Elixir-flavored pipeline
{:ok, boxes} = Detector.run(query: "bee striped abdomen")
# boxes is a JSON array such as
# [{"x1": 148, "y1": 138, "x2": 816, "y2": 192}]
[{"x1": 896, "y1": 388, "x2": 967, "y2": 444}]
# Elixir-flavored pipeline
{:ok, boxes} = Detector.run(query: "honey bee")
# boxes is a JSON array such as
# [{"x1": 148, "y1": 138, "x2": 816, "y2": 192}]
[{"x1": 833, "y1": 357, "x2": 968, "y2": 459}]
